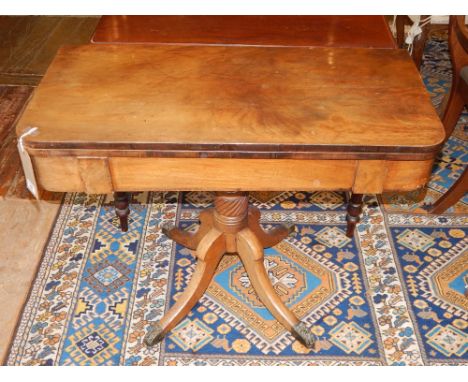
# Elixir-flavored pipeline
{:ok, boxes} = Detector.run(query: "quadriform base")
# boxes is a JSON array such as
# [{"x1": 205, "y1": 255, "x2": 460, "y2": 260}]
[
  {"x1": 115, "y1": 192, "x2": 364, "y2": 238},
  {"x1": 143, "y1": 191, "x2": 317, "y2": 349}
]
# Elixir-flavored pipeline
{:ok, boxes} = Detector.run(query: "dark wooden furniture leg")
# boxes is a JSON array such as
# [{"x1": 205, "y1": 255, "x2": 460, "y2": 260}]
[
  {"x1": 144, "y1": 192, "x2": 315, "y2": 348},
  {"x1": 114, "y1": 192, "x2": 130, "y2": 232},
  {"x1": 412, "y1": 16, "x2": 431, "y2": 69},
  {"x1": 395, "y1": 15, "x2": 410, "y2": 48},
  {"x1": 429, "y1": 168, "x2": 468, "y2": 214},
  {"x1": 346, "y1": 193, "x2": 364, "y2": 238}
]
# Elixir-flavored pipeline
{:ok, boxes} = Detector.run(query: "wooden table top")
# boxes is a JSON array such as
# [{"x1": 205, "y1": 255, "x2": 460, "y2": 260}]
[
  {"x1": 92, "y1": 16, "x2": 397, "y2": 49},
  {"x1": 17, "y1": 44, "x2": 444, "y2": 160}
]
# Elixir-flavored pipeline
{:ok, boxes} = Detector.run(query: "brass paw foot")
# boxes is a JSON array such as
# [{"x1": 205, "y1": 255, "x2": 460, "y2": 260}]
[
  {"x1": 160, "y1": 223, "x2": 174, "y2": 237},
  {"x1": 144, "y1": 321, "x2": 165, "y2": 347},
  {"x1": 285, "y1": 223, "x2": 296, "y2": 236},
  {"x1": 292, "y1": 322, "x2": 317, "y2": 349}
]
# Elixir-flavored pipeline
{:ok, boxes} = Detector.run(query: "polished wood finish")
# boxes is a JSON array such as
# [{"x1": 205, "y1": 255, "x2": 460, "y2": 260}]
[
  {"x1": 145, "y1": 192, "x2": 316, "y2": 348},
  {"x1": 114, "y1": 192, "x2": 130, "y2": 232},
  {"x1": 15, "y1": 44, "x2": 444, "y2": 345},
  {"x1": 92, "y1": 16, "x2": 396, "y2": 49},
  {"x1": 236, "y1": 227, "x2": 299, "y2": 332},
  {"x1": 17, "y1": 45, "x2": 444, "y2": 157},
  {"x1": 90, "y1": 15, "x2": 400, "y2": 232},
  {"x1": 145, "y1": 226, "x2": 226, "y2": 346},
  {"x1": 429, "y1": 16, "x2": 468, "y2": 213},
  {"x1": 162, "y1": 209, "x2": 213, "y2": 251},
  {"x1": 17, "y1": 45, "x2": 442, "y2": 195},
  {"x1": 346, "y1": 193, "x2": 364, "y2": 238},
  {"x1": 30, "y1": 157, "x2": 434, "y2": 193},
  {"x1": 247, "y1": 207, "x2": 293, "y2": 248},
  {"x1": 77, "y1": 158, "x2": 112, "y2": 194}
]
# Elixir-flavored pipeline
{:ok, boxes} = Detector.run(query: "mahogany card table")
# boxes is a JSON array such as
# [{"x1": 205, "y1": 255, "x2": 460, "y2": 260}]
[{"x1": 16, "y1": 44, "x2": 444, "y2": 348}]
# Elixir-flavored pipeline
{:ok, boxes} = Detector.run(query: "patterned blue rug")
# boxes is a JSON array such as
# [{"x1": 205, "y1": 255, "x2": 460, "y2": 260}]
[{"x1": 6, "y1": 37, "x2": 467, "y2": 366}]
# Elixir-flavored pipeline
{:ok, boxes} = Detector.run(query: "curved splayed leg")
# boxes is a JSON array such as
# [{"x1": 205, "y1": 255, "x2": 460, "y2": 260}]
[
  {"x1": 236, "y1": 228, "x2": 316, "y2": 349},
  {"x1": 161, "y1": 209, "x2": 214, "y2": 250},
  {"x1": 247, "y1": 207, "x2": 295, "y2": 248},
  {"x1": 144, "y1": 228, "x2": 225, "y2": 346}
]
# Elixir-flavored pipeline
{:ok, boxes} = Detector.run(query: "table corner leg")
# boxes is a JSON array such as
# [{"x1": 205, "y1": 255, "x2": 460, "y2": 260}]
[{"x1": 346, "y1": 193, "x2": 364, "y2": 238}]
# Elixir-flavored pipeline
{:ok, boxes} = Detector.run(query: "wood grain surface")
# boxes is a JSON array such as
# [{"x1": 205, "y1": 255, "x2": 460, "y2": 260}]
[
  {"x1": 92, "y1": 16, "x2": 397, "y2": 49},
  {"x1": 30, "y1": 156, "x2": 434, "y2": 193},
  {"x1": 17, "y1": 44, "x2": 444, "y2": 158},
  {"x1": 0, "y1": 16, "x2": 99, "y2": 86}
]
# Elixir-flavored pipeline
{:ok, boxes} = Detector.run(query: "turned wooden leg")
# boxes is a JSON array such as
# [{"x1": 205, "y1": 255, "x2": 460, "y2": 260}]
[
  {"x1": 162, "y1": 209, "x2": 214, "y2": 250},
  {"x1": 346, "y1": 193, "x2": 364, "y2": 238},
  {"x1": 247, "y1": 207, "x2": 294, "y2": 248},
  {"x1": 144, "y1": 228, "x2": 226, "y2": 346},
  {"x1": 429, "y1": 168, "x2": 468, "y2": 214},
  {"x1": 236, "y1": 228, "x2": 316, "y2": 348},
  {"x1": 114, "y1": 192, "x2": 130, "y2": 232}
]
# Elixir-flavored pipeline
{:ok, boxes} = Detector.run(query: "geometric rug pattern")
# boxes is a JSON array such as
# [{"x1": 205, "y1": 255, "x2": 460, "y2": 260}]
[
  {"x1": 6, "y1": 37, "x2": 468, "y2": 366},
  {"x1": 6, "y1": 191, "x2": 467, "y2": 366}
]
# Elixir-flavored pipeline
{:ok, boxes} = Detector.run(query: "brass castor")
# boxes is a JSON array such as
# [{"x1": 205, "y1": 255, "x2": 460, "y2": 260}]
[
  {"x1": 144, "y1": 321, "x2": 164, "y2": 346},
  {"x1": 144, "y1": 321, "x2": 316, "y2": 349},
  {"x1": 292, "y1": 322, "x2": 317, "y2": 349}
]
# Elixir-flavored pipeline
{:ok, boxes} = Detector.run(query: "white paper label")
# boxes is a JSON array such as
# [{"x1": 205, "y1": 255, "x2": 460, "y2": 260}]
[{"x1": 17, "y1": 127, "x2": 39, "y2": 199}]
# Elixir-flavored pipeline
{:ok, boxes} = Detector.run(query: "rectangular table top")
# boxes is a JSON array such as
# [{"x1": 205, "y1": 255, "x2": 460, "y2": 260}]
[
  {"x1": 92, "y1": 16, "x2": 397, "y2": 49},
  {"x1": 17, "y1": 44, "x2": 444, "y2": 160}
]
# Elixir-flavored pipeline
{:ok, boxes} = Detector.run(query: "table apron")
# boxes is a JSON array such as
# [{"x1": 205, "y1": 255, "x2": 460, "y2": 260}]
[{"x1": 31, "y1": 156, "x2": 434, "y2": 194}]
